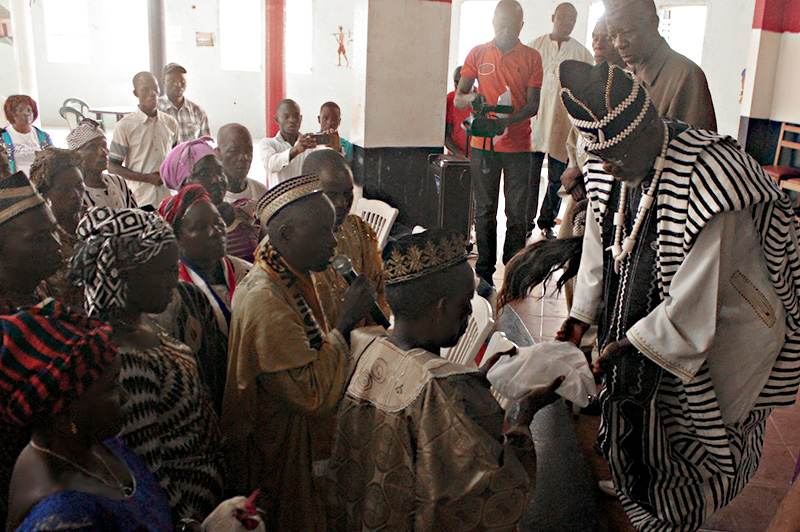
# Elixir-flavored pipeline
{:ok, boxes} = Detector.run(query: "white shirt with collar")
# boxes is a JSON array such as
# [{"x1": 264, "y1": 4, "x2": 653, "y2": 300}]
[
  {"x1": 109, "y1": 107, "x2": 178, "y2": 208},
  {"x1": 258, "y1": 132, "x2": 345, "y2": 189},
  {"x1": 259, "y1": 131, "x2": 313, "y2": 189}
]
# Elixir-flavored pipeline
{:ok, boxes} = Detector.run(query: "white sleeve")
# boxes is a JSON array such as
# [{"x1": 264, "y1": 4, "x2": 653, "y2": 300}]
[
  {"x1": 259, "y1": 138, "x2": 292, "y2": 173},
  {"x1": 569, "y1": 199, "x2": 604, "y2": 324},
  {"x1": 627, "y1": 213, "x2": 724, "y2": 381},
  {"x1": 266, "y1": 149, "x2": 292, "y2": 174}
]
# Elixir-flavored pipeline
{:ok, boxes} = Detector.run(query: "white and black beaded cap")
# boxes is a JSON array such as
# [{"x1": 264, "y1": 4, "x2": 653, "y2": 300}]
[{"x1": 558, "y1": 60, "x2": 656, "y2": 152}]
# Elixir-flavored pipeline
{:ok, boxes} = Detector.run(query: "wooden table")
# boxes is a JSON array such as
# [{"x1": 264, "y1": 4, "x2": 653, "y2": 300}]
[{"x1": 88, "y1": 106, "x2": 135, "y2": 123}]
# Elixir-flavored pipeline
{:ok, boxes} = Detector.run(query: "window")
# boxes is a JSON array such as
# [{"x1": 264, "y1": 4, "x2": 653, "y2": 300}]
[
  {"x1": 585, "y1": 2, "x2": 708, "y2": 67},
  {"x1": 585, "y1": 1, "x2": 606, "y2": 47},
  {"x1": 286, "y1": 0, "x2": 313, "y2": 75},
  {"x1": 220, "y1": 0, "x2": 262, "y2": 72},
  {"x1": 457, "y1": 0, "x2": 498, "y2": 66},
  {"x1": 658, "y1": 6, "x2": 707, "y2": 66},
  {"x1": 103, "y1": 1, "x2": 148, "y2": 68},
  {"x1": 43, "y1": 0, "x2": 91, "y2": 64}
]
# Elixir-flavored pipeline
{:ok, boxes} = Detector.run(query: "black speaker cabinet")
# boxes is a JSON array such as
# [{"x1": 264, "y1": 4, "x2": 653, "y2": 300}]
[{"x1": 427, "y1": 154, "x2": 473, "y2": 244}]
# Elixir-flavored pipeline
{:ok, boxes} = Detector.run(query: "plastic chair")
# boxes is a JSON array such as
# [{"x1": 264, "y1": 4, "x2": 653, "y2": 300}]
[
  {"x1": 62, "y1": 98, "x2": 103, "y2": 130},
  {"x1": 355, "y1": 198, "x2": 398, "y2": 250},
  {"x1": 441, "y1": 295, "x2": 494, "y2": 368},
  {"x1": 59, "y1": 106, "x2": 84, "y2": 131},
  {"x1": 764, "y1": 122, "x2": 800, "y2": 183}
]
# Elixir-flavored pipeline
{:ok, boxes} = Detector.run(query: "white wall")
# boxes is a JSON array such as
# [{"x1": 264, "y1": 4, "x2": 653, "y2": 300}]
[
  {"x1": 286, "y1": 0, "x2": 356, "y2": 141},
  {"x1": 1, "y1": 0, "x2": 754, "y2": 141},
  {"x1": 447, "y1": 0, "x2": 756, "y2": 137},
  {"x1": 0, "y1": 0, "x2": 266, "y2": 139}
]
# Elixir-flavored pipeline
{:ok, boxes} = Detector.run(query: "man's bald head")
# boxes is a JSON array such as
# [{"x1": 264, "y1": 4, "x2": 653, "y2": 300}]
[
  {"x1": 555, "y1": 2, "x2": 578, "y2": 15},
  {"x1": 495, "y1": 0, "x2": 523, "y2": 19},
  {"x1": 218, "y1": 123, "x2": 251, "y2": 148},
  {"x1": 493, "y1": 1, "x2": 524, "y2": 53},
  {"x1": 605, "y1": 0, "x2": 661, "y2": 67},
  {"x1": 303, "y1": 150, "x2": 354, "y2": 227},
  {"x1": 266, "y1": 192, "x2": 338, "y2": 273},
  {"x1": 216, "y1": 123, "x2": 253, "y2": 186},
  {"x1": 276, "y1": 98, "x2": 300, "y2": 115},
  {"x1": 132, "y1": 71, "x2": 157, "y2": 90}
]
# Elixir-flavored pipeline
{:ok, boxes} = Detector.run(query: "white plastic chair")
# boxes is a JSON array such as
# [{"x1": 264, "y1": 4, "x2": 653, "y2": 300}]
[
  {"x1": 355, "y1": 198, "x2": 398, "y2": 250},
  {"x1": 482, "y1": 331, "x2": 515, "y2": 410},
  {"x1": 441, "y1": 295, "x2": 494, "y2": 368}
]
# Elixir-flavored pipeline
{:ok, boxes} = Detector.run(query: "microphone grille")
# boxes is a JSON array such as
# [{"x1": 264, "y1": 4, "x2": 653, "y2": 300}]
[{"x1": 332, "y1": 254, "x2": 352, "y2": 275}]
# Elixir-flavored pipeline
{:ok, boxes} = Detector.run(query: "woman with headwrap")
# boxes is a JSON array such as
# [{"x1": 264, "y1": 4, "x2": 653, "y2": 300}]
[
  {"x1": 28, "y1": 147, "x2": 87, "y2": 309},
  {"x1": 152, "y1": 184, "x2": 251, "y2": 412},
  {"x1": 68, "y1": 207, "x2": 225, "y2": 526},
  {"x1": 161, "y1": 138, "x2": 260, "y2": 262},
  {"x1": 2, "y1": 301, "x2": 174, "y2": 531}
]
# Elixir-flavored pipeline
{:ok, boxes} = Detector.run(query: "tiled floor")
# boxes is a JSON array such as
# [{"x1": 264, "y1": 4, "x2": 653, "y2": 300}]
[{"x1": 503, "y1": 272, "x2": 800, "y2": 532}]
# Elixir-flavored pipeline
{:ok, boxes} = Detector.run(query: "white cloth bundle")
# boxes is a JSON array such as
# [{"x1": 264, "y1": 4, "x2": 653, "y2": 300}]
[{"x1": 487, "y1": 340, "x2": 598, "y2": 407}]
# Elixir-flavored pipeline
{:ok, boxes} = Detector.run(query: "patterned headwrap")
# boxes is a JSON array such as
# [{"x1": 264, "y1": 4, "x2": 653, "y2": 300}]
[
  {"x1": 382, "y1": 228, "x2": 467, "y2": 285},
  {"x1": 69, "y1": 207, "x2": 176, "y2": 317},
  {"x1": 559, "y1": 61, "x2": 654, "y2": 152},
  {"x1": 29, "y1": 147, "x2": 83, "y2": 195},
  {"x1": 160, "y1": 137, "x2": 217, "y2": 191},
  {"x1": 66, "y1": 118, "x2": 106, "y2": 151},
  {"x1": 0, "y1": 299, "x2": 116, "y2": 427},
  {"x1": 158, "y1": 183, "x2": 212, "y2": 230},
  {"x1": 255, "y1": 173, "x2": 322, "y2": 227},
  {"x1": 0, "y1": 171, "x2": 45, "y2": 227}
]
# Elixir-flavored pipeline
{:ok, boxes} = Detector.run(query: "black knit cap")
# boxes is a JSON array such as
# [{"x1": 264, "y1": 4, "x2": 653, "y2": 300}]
[{"x1": 0, "y1": 171, "x2": 45, "y2": 227}]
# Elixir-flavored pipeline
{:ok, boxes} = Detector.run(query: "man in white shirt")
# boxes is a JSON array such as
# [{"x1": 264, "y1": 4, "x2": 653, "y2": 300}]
[
  {"x1": 259, "y1": 99, "x2": 319, "y2": 189},
  {"x1": 218, "y1": 123, "x2": 268, "y2": 203},
  {"x1": 108, "y1": 71, "x2": 179, "y2": 208},
  {"x1": 527, "y1": 2, "x2": 593, "y2": 239}
]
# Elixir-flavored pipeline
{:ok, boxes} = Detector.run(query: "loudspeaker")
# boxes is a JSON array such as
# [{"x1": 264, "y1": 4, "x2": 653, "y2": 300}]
[{"x1": 427, "y1": 154, "x2": 473, "y2": 244}]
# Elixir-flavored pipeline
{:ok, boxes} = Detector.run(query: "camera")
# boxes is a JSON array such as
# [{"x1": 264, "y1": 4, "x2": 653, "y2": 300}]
[
  {"x1": 462, "y1": 94, "x2": 514, "y2": 138},
  {"x1": 311, "y1": 133, "x2": 331, "y2": 145}
]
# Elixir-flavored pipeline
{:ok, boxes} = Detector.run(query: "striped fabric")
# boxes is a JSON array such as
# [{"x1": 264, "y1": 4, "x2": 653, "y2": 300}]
[
  {"x1": 0, "y1": 299, "x2": 115, "y2": 427},
  {"x1": 585, "y1": 122, "x2": 800, "y2": 531},
  {"x1": 118, "y1": 332, "x2": 225, "y2": 521}
]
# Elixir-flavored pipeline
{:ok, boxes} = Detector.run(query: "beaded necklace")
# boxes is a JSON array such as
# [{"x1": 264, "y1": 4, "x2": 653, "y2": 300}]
[{"x1": 609, "y1": 123, "x2": 670, "y2": 274}]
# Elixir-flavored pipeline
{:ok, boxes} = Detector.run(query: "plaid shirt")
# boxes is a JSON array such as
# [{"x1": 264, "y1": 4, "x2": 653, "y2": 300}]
[{"x1": 157, "y1": 96, "x2": 211, "y2": 144}]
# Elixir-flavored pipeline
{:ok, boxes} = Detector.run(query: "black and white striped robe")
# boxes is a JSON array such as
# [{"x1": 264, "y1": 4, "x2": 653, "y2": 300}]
[{"x1": 570, "y1": 121, "x2": 800, "y2": 531}]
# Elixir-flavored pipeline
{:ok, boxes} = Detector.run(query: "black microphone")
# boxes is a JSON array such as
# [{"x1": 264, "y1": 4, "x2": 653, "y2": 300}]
[{"x1": 332, "y1": 254, "x2": 391, "y2": 329}]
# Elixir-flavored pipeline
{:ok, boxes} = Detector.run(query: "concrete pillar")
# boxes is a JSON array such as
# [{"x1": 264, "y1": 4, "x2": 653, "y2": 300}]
[
  {"x1": 265, "y1": 0, "x2": 286, "y2": 137},
  {"x1": 739, "y1": 0, "x2": 800, "y2": 164},
  {"x1": 351, "y1": 0, "x2": 452, "y2": 227},
  {"x1": 148, "y1": 0, "x2": 167, "y2": 91},
  {"x1": 9, "y1": 0, "x2": 39, "y2": 109}
]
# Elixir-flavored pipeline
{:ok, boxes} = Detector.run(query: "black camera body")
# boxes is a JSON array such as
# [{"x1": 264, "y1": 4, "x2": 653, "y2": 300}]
[{"x1": 462, "y1": 94, "x2": 514, "y2": 138}]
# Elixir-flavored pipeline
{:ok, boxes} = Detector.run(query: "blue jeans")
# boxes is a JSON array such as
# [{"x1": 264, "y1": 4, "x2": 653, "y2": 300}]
[{"x1": 528, "y1": 153, "x2": 567, "y2": 230}]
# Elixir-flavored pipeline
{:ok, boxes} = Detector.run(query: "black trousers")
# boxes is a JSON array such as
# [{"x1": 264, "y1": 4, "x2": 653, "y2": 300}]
[
  {"x1": 527, "y1": 152, "x2": 567, "y2": 230},
  {"x1": 471, "y1": 148, "x2": 531, "y2": 284}
]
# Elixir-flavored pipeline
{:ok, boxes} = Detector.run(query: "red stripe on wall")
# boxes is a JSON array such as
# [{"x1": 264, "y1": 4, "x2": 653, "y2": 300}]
[
  {"x1": 753, "y1": 0, "x2": 800, "y2": 33},
  {"x1": 265, "y1": 0, "x2": 285, "y2": 137}
]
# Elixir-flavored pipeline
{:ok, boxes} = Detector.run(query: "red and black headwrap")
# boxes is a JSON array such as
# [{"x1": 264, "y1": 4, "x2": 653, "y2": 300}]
[
  {"x1": 0, "y1": 299, "x2": 116, "y2": 427},
  {"x1": 157, "y1": 183, "x2": 212, "y2": 231}
]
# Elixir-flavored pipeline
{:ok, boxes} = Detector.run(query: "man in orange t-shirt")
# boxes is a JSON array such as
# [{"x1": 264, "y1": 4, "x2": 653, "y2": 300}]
[
  {"x1": 445, "y1": 66, "x2": 471, "y2": 157},
  {"x1": 456, "y1": 0, "x2": 542, "y2": 285}
]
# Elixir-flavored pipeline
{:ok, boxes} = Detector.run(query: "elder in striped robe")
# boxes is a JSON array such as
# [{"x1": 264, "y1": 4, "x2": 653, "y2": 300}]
[{"x1": 558, "y1": 60, "x2": 800, "y2": 531}]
